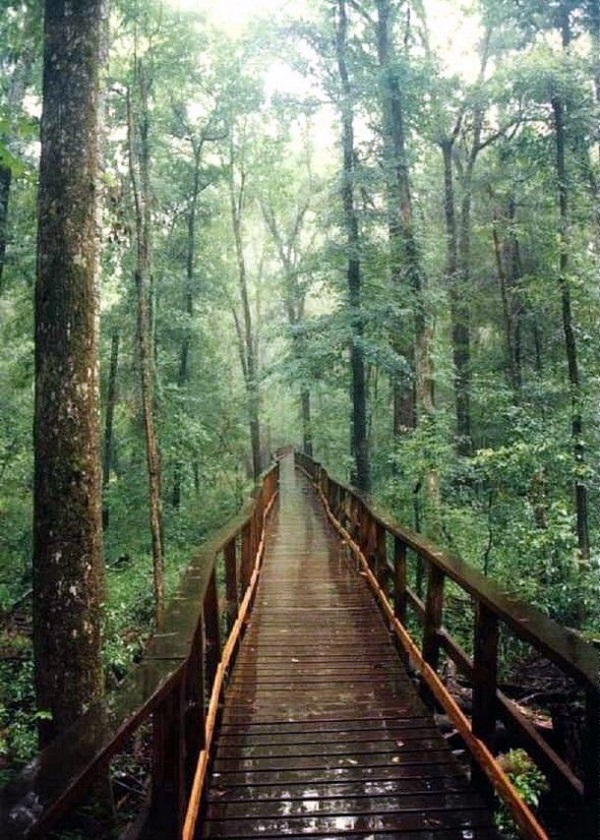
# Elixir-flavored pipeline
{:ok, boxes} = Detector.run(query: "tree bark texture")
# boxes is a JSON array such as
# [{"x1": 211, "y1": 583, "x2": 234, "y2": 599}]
[
  {"x1": 33, "y1": 0, "x2": 106, "y2": 747},
  {"x1": 336, "y1": 0, "x2": 370, "y2": 493}
]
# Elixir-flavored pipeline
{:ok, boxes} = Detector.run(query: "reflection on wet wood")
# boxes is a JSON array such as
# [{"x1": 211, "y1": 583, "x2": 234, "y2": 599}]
[{"x1": 200, "y1": 457, "x2": 500, "y2": 838}]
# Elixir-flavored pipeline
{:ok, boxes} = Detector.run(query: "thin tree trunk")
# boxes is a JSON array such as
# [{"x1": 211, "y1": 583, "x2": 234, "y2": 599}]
[
  {"x1": 336, "y1": 0, "x2": 370, "y2": 492},
  {"x1": 172, "y1": 144, "x2": 202, "y2": 509},
  {"x1": 551, "y1": 91, "x2": 590, "y2": 563},
  {"x1": 127, "y1": 63, "x2": 165, "y2": 623},
  {"x1": 0, "y1": 30, "x2": 36, "y2": 294},
  {"x1": 592, "y1": 0, "x2": 600, "y2": 258},
  {"x1": 441, "y1": 136, "x2": 472, "y2": 452},
  {"x1": 260, "y1": 200, "x2": 314, "y2": 460},
  {"x1": 375, "y1": 0, "x2": 416, "y2": 436},
  {"x1": 506, "y1": 196, "x2": 523, "y2": 390},
  {"x1": 102, "y1": 329, "x2": 119, "y2": 530},
  {"x1": 301, "y1": 387, "x2": 313, "y2": 457},
  {"x1": 375, "y1": 0, "x2": 433, "y2": 431},
  {"x1": 0, "y1": 164, "x2": 10, "y2": 291},
  {"x1": 229, "y1": 154, "x2": 261, "y2": 480},
  {"x1": 491, "y1": 204, "x2": 521, "y2": 396},
  {"x1": 33, "y1": 0, "x2": 105, "y2": 747}
]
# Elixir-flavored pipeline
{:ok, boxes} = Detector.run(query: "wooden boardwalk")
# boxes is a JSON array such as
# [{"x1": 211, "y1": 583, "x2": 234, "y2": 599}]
[{"x1": 201, "y1": 456, "x2": 501, "y2": 838}]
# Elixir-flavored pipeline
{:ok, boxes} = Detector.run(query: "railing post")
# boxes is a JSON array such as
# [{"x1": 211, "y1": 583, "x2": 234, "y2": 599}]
[
  {"x1": 421, "y1": 563, "x2": 445, "y2": 707},
  {"x1": 204, "y1": 570, "x2": 221, "y2": 692},
  {"x1": 583, "y1": 687, "x2": 600, "y2": 836},
  {"x1": 241, "y1": 521, "x2": 252, "y2": 591},
  {"x1": 472, "y1": 602, "x2": 499, "y2": 798},
  {"x1": 363, "y1": 510, "x2": 375, "y2": 573},
  {"x1": 339, "y1": 487, "x2": 348, "y2": 530},
  {"x1": 321, "y1": 471, "x2": 329, "y2": 504},
  {"x1": 393, "y1": 537, "x2": 408, "y2": 626},
  {"x1": 184, "y1": 619, "x2": 206, "y2": 793},
  {"x1": 224, "y1": 538, "x2": 238, "y2": 633},
  {"x1": 374, "y1": 521, "x2": 387, "y2": 586},
  {"x1": 152, "y1": 676, "x2": 185, "y2": 834},
  {"x1": 357, "y1": 500, "x2": 368, "y2": 553},
  {"x1": 349, "y1": 494, "x2": 359, "y2": 541}
]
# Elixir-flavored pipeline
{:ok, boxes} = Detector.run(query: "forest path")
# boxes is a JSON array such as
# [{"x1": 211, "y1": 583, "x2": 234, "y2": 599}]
[{"x1": 199, "y1": 454, "x2": 500, "y2": 838}]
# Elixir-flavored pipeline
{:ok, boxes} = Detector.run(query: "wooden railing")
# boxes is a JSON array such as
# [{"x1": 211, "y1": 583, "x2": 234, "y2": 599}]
[
  {"x1": 296, "y1": 451, "x2": 599, "y2": 840},
  {"x1": 0, "y1": 462, "x2": 279, "y2": 839}
]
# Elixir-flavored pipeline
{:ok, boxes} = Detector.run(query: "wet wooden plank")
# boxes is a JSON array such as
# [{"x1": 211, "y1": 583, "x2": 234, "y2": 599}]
[
  {"x1": 207, "y1": 762, "x2": 471, "y2": 789},
  {"x1": 207, "y1": 777, "x2": 472, "y2": 803},
  {"x1": 203, "y1": 807, "x2": 496, "y2": 837},
  {"x1": 199, "y1": 456, "x2": 499, "y2": 838}
]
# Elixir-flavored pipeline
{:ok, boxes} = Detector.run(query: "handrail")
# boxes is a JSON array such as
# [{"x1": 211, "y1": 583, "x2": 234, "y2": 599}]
[
  {"x1": 296, "y1": 451, "x2": 599, "y2": 839},
  {"x1": 0, "y1": 462, "x2": 280, "y2": 839}
]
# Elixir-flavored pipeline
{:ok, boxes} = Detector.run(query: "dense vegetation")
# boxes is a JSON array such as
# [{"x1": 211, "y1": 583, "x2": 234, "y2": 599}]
[{"x1": 1, "y1": 0, "x2": 598, "y2": 783}]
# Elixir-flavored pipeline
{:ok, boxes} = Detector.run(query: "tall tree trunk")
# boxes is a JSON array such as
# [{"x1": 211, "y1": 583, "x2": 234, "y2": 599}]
[
  {"x1": 301, "y1": 387, "x2": 313, "y2": 457},
  {"x1": 592, "y1": 0, "x2": 600, "y2": 257},
  {"x1": 0, "y1": 164, "x2": 10, "y2": 291},
  {"x1": 260, "y1": 198, "x2": 314, "y2": 459},
  {"x1": 375, "y1": 0, "x2": 416, "y2": 436},
  {"x1": 375, "y1": 0, "x2": 433, "y2": 431},
  {"x1": 172, "y1": 143, "x2": 202, "y2": 509},
  {"x1": 229, "y1": 153, "x2": 262, "y2": 480},
  {"x1": 441, "y1": 136, "x2": 472, "y2": 453},
  {"x1": 102, "y1": 329, "x2": 120, "y2": 530},
  {"x1": 491, "y1": 201, "x2": 522, "y2": 396},
  {"x1": 33, "y1": 0, "x2": 105, "y2": 747},
  {"x1": 552, "y1": 91, "x2": 590, "y2": 563},
  {"x1": 127, "y1": 63, "x2": 165, "y2": 623},
  {"x1": 0, "y1": 27, "x2": 36, "y2": 294},
  {"x1": 336, "y1": 0, "x2": 370, "y2": 492}
]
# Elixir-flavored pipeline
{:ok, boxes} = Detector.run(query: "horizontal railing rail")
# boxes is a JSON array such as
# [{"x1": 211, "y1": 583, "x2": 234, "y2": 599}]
[
  {"x1": 0, "y1": 462, "x2": 279, "y2": 839},
  {"x1": 296, "y1": 451, "x2": 599, "y2": 840}
]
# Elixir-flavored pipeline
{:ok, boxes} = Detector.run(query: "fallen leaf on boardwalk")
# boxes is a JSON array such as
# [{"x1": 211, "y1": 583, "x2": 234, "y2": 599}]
[
  {"x1": 391, "y1": 756, "x2": 402, "y2": 763},
  {"x1": 396, "y1": 740, "x2": 405, "y2": 747},
  {"x1": 341, "y1": 758, "x2": 358, "y2": 765},
  {"x1": 291, "y1": 657, "x2": 300, "y2": 663}
]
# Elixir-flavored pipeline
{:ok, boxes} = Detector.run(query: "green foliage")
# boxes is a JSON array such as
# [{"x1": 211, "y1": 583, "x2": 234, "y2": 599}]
[
  {"x1": 495, "y1": 749, "x2": 549, "y2": 839},
  {"x1": 0, "y1": 654, "x2": 39, "y2": 784}
]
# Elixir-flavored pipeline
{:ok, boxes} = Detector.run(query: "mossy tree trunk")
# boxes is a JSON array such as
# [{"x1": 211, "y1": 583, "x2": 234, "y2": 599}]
[{"x1": 33, "y1": 0, "x2": 106, "y2": 747}]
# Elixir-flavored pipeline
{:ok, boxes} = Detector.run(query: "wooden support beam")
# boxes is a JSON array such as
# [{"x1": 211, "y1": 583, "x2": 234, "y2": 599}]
[
  {"x1": 472, "y1": 603, "x2": 499, "y2": 798},
  {"x1": 393, "y1": 536, "x2": 407, "y2": 626},
  {"x1": 224, "y1": 538, "x2": 238, "y2": 633}
]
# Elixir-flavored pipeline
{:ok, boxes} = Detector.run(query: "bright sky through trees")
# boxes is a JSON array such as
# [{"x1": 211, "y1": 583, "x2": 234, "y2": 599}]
[{"x1": 167, "y1": 0, "x2": 483, "y2": 80}]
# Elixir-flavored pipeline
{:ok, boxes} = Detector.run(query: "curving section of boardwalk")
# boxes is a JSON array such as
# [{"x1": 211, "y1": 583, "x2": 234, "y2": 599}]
[{"x1": 201, "y1": 456, "x2": 500, "y2": 838}]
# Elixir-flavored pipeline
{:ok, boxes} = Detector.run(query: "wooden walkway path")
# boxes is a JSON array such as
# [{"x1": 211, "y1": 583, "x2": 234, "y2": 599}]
[{"x1": 200, "y1": 457, "x2": 501, "y2": 838}]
